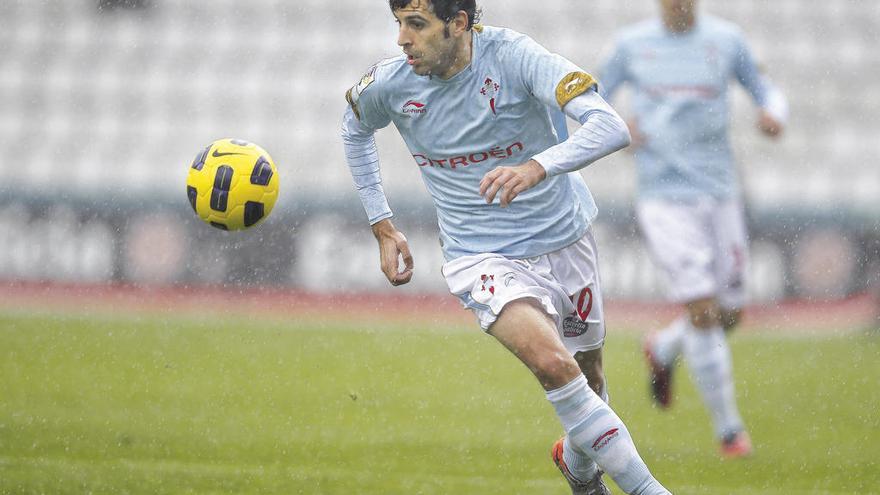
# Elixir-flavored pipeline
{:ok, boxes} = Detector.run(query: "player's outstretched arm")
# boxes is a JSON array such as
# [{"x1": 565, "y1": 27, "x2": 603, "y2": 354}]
[
  {"x1": 756, "y1": 79, "x2": 786, "y2": 138},
  {"x1": 371, "y1": 218, "x2": 414, "y2": 286}
]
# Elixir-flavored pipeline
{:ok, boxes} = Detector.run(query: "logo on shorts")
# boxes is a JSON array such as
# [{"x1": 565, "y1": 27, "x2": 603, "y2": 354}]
[
  {"x1": 480, "y1": 274, "x2": 495, "y2": 295},
  {"x1": 592, "y1": 428, "x2": 620, "y2": 452},
  {"x1": 562, "y1": 316, "x2": 589, "y2": 337},
  {"x1": 563, "y1": 287, "x2": 593, "y2": 337}
]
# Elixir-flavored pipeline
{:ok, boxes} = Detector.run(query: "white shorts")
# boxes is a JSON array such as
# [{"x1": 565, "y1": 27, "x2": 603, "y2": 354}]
[
  {"x1": 637, "y1": 197, "x2": 749, "y2": 309},
  {"x1": 442, "y1": 230, "x2": 605, "y2": 355}
]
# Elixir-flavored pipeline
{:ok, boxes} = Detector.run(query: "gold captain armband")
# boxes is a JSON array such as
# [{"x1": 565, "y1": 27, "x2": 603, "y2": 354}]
[{"x1": 555, "y1": 71, "x2": 598, "y2": 109}]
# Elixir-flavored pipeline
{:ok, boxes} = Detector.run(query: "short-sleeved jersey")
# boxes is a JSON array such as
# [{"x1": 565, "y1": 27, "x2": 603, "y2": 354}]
[
  {"x1": 600, "y1": 16, "x2": 768, "y2": 200},
  {"x1": 346, "y1": 26, "x2": 600, "y2": 261}
]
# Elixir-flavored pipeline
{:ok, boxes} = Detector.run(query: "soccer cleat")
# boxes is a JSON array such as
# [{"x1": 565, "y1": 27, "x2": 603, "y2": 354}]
[
  {"x1": 720, "y1": 431, "x2": 753, "y2": 459},
  {"x1": 551, "y1": 437, "x2": 611, "y2": 495},
  {"x1": 643, "y1": 333, "x2": 674, "y2": 408}
]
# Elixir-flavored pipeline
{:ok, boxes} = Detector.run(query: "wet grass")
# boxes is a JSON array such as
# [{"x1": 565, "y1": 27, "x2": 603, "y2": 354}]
[{"x1": 0, "y1": 312, "x2": 878, "y2": 494}]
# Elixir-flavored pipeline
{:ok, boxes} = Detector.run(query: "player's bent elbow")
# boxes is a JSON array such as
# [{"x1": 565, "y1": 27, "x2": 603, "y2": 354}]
[{"x1": 611, "y1": 115, "x2": 632, "y2": 151}]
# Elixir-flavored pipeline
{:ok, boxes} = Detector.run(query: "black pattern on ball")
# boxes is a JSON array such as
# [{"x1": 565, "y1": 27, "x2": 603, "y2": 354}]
[
  {"x1": 244, "y1": 201, "x2": 265, "y2": 227},
  {"x1": 187, "y1": 186, "x2": 198, "y2": 213},
  {"x1": 191, "y1": 146, "x2": 209, "y2": 170},
  {"x1": 210, "y1": 165, "x2": 233, "y2": 212},
  {"x1": 250, "y1": 156, "x2": 273, "y2": 186}
]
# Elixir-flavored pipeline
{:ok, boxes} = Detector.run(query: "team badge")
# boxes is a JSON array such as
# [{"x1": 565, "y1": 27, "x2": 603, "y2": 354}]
[
  {"x1": 480, "y1": 77, "x2": 500, "y2": 115},
  {"x1": 345, "y1": 65, "x2": 378, "y2": 120},
  {"x1": 480, "y1": 274, "x2": 495, "y2": 295},
  {"x1": 555, "y1": 71, "x2": 597, "y2": 109},
  {"x1": 471, "y1": 273, "x2": 496, "y2": 305}
]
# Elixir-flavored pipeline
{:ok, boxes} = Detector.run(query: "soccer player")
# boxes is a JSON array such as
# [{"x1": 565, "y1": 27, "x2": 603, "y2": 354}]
[
  {"x1": 341, "y1": 1, "x2": 672, "y2": 494},
  {"x1": 599, "y1": 0, "x2": 786, "y2": 458}
]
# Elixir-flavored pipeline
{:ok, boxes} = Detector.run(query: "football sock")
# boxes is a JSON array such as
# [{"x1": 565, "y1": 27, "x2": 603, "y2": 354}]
[
  {"x1": 651, "y1": 316, "x2": 687, "y2": 367},
  {"x1": 547, "y1": 375, "x2": 671, "y2": 495},
  {"x1": 561, "y1": 376, "x2": 608, "y2": 483},
  {"x1": 682, "y1": 324, "x2": 744, "y2": 438}
]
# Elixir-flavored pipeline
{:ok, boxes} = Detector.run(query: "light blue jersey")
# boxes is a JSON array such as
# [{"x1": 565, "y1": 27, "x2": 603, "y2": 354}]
[
  {"x1": 601, "y1": 15, "x2": 770, "y2": 200},
  {"x1": 347, "y1": 26, "x2": 602, "y2": 260}
]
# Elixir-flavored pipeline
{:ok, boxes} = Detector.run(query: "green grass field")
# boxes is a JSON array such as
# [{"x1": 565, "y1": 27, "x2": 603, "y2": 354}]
[{"x1": 1, "y1": 311, "x2": 878, "y2": 494}]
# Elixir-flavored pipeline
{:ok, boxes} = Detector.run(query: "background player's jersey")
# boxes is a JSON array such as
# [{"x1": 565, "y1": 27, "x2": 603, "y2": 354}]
[
  {"x1": 600, "y1": 15, "x2": 769, "y2": 200},
  {"x1": 347, "y1": 26, "x2": 598, "y2": 260}
]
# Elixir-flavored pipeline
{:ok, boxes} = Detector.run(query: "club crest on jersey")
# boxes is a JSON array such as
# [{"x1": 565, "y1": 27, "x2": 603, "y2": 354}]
[{"x1": 480, "y1": 77, "x2": 500, "y2": 115}]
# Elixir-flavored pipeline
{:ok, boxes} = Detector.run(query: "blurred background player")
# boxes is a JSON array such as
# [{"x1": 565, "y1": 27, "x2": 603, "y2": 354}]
[
  {"x1": 341, "y1": 1, "x2": 672, "y2": 493},
  {"x1": 598, "y1": 0, "x2": 787, "y2": 458}
]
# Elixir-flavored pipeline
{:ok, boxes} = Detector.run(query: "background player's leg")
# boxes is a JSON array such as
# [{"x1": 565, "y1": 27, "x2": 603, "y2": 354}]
[
  {"x1": 642, "y1": 315, "x2": 687, "y2": 408},
  {"x1": 489, "y1": 298, "x2": 670, "y2": 495},
  {"x1": 682, "y1": 297, "x2": 748, "y2": 456}
]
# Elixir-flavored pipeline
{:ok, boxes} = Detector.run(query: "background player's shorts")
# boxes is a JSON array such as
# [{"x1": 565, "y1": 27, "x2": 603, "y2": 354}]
[
  {"x1": 637, "y1": 196, "x2": 749, "y2": 309},
  {"x1": 442, "y1": 229, "x2": 605, "y2": 355}
]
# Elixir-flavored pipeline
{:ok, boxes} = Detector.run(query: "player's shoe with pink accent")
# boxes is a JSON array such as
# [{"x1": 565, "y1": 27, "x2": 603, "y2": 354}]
[
  {"x1": 642, "y1": 333, "x2": 673, "y2": 408},
  {"x1": 720, "y1": 431, "x2": 753, "y2": 459},
  {"x1": 551, "y1": 437, "x2": 610, "y2": 495}
]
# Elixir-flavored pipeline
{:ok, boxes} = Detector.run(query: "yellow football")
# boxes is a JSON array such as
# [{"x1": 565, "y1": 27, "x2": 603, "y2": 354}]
[{"x1": 186, "y1": 138, "x2": 279, "y2": 231}]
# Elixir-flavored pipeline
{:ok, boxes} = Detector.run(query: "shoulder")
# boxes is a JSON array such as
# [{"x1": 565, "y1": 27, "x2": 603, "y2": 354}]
[
  {"x1": 701, "y1": 15, "x2": 747, "y2": 43},
  {"x1": 355, "y1": 55, "x2": 411, "y2": 96},
  {"x1": 345, "y1": 55, "x2": 410, "y2": 121},
  {"x1": 477, "y1": 25, "x2": 538, "y2": 58},
  {"x1": 345, "y1": 55, "x2": 408, "y2": 112},
  {"x1": 615, "y1": 19, "x2": 663, "y2": 46},
  {"x1": 478, "y1": 25, "x2": 529, "y2": 43}
]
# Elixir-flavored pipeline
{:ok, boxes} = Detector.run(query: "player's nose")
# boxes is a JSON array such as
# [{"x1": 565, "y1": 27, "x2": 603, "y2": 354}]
[{"x1": 397, "y1": 26, "x2": 411, "y2": 47}]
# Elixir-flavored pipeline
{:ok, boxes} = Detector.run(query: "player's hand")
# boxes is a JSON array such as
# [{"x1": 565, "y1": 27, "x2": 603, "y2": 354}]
[
  {"x1": 371, "y1": 219, "x2": 414, "y2": 286},
  {"x1": 757, "y1": 110, "x2": 783, "y2": 138},
  {"x1": 479, "y1": 159, "x2": 547, "y2": 207}
]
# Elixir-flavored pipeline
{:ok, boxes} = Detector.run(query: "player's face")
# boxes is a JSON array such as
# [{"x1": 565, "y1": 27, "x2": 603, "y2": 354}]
[
  {"x1": 393, "y1": 1, "x2": 465, "y2": 79},
  {"x1": 660, "y1": 0, "x2": 697, "y2": 18}
]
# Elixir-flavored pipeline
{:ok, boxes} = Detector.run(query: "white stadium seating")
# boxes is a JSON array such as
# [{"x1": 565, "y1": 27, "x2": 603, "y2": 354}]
[{"x1": 0, "y1": 0, "x2": 877, "y2": 216}]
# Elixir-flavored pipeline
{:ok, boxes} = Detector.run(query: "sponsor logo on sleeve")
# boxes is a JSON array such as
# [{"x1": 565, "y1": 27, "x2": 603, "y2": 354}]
[{"x1": 345, "y1": 65, "x2": 378, "y2": 120}]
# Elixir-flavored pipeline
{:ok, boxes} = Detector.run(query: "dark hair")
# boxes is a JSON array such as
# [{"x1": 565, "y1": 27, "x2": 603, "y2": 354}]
[{"x1": 389, "y1": 0, "x2": 481, "y2": 30}]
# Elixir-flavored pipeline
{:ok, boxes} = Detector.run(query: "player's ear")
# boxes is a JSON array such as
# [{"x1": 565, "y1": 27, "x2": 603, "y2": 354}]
[{"x1": 451, "y1": 10, "x2": 469, "y2": 36}]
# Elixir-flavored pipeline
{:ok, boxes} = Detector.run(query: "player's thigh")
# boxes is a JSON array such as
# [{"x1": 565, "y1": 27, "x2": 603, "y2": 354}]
[
  {"x1": 637, "y1": 199, "x2": 716, "y2": 303},
  {"x1": 711, "y1": 199, "x2": 749, "y2": 310},
  {"x1": 487, "y1": 298, "x2": 582, "y2": 389},
  {"x1": 488, "y1": 297, "x2": 573, "y2": 367}
]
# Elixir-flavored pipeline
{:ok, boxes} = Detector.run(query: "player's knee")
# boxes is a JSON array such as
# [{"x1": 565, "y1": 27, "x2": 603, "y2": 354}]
[
  {"x1": 531, "y1": 351, "x2": 581, "y2": 390},
  {"x1": 687, "y1": 298, "x2": 720, "y2": 329},
  {"x1": 575, "y1": 350, "x2": 605, "y2": 395},
  {"x1": 720, "y1": 308, "x2": 743, "y2": 332}
]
